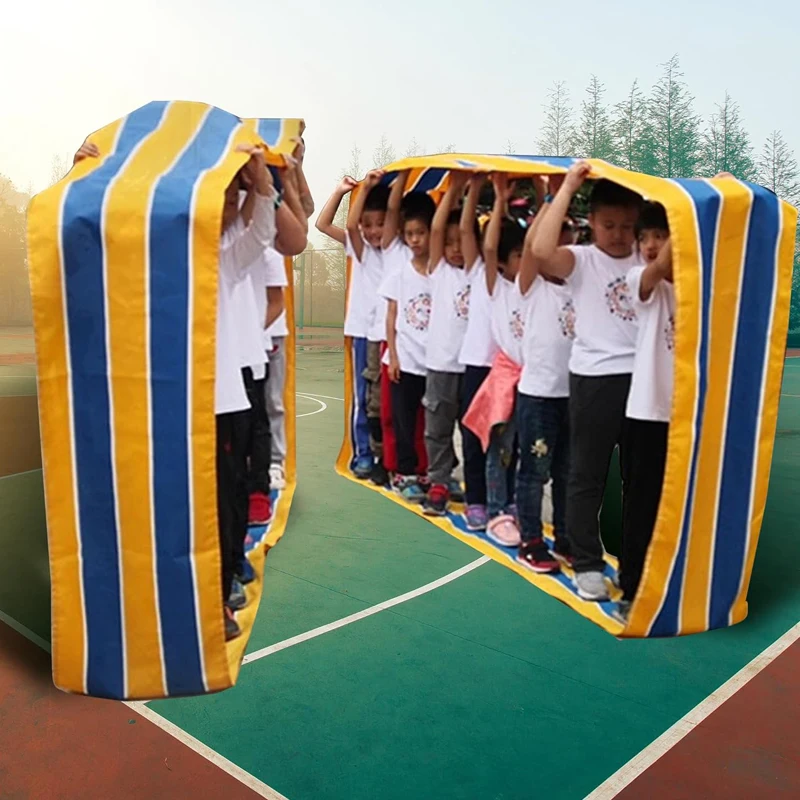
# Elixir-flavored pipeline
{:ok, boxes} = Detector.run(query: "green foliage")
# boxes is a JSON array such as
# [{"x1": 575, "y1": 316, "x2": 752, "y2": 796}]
[{"x1": 572, "y1": 76, "x2": 617, "y2": 162}]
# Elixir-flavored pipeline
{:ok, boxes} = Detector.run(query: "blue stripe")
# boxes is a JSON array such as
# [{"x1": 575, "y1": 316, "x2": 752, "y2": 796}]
[
  {"x1": 149, "y1": 105, "x2": 242, "y2": 695},
  {"x1": 62, "y1": 100, "x2": 169, "y2": 698},
  {"x1": 412, "y1": 168, "x2": 447, "y2": 193},
  {"x1": 709, "y1": 186, "x2": 779, "y2": 627},
  {"x1": 649, "y1": 180, "x2": 720, "y2": 637},
  {"x1": 257, "y1": 118, "x2": 283, "y2": 147}
]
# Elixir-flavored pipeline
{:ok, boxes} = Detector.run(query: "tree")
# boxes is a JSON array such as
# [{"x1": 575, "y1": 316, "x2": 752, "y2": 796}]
[
  {"x1": 0, "y1": 176, "x2": 32, "y2": 326},
  {"x1": 757, "y1": 131, "x2": 800, "y2": 206},
  {"x1": 505, "y1": 139, "x2": 516, "y2": 155},
  {"x1": 538, "y1": 81, "x2": 575, "y2": 157},
  {"x1": 572, "y1": 75, "x2": 617, "y2": 162},
  {"x1": 699, "y1": 93, "x2": 755, "y2": 180},
  {"x1": 372, "y1": 135, "x2": 396, "y2": 169},
  {"x1": 437, "y1": 143, "x2": 456, "y2": 154},
  {"x1": 613, "y1": 80, "x2": 656, "y2": 174},
  {"x1": 333, "y1": 144, "x2": 363, "y2": 233},
  {"x1": 50, "y1": 154, "x2": 71, "y2": 185},
  {"x1": 404, "y1": 137, "x2": 424, "y2": 158},
  {"x1": 648, "y1": 55, "x2": 701, "y2": 178}
]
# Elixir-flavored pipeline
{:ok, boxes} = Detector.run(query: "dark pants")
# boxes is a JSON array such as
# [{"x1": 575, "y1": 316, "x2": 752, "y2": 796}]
[
  {"x1": 516, "y1": 393, "x2": 570, "y2": 548},
  {"x1": 621, "y1": 418, "x2": 668, "y2": 601},
  {"x1": 566, "y1": 373, "x2": 633, "y2": 574},
  {"x1": 460, "y1": 365, "x2": 491, "y2": 505},
  {"x1": 244, "y1": 365, "x2": 271, "y2": 496},
  {"x1": 391, "y1": 371, "x2": 427, "y2": 475},
  {"x1": 216, "y1": 409, "x2": 250, "y2": 602}
]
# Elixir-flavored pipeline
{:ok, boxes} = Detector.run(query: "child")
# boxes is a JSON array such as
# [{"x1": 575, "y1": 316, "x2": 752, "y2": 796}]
[
  {"x1": 316, "y1": 174, "x2": 388, "y2": 479},
  {"x1": 379, "y1": 170, "x2": 436, "y2": 502},
  {"x1": 457, "y1": 175, "x2": 497, "y2": 531},
  {"x1": 421, "y1": 171, "x2": 473, "y2": 516},
  {"x1": 618, "y1": 202, "x2": 673, "y2": 620},
  {"x1": 531, "y1": 161, "x2": 643, "y2": 602}
]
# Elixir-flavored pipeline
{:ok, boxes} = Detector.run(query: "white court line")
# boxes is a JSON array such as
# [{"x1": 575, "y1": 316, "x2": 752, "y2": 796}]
[
  {"x1": 781, "y1": 393, "x2": 800, "y2": 398},
  {"x1": 295, "y1": 393, "x2": 327, "y2": 418},
  {"x1": 125, "y1": 701, "x2": 290, "y2": 799},
  {"x1": 585, "y1": 621, "x2": 800, "y2": 800},
  {"x1": 296, "y1": 392, "x2": 344, "y2": 402},
  {"x1": 242, "y1": 556, "x2": 490, "y2": 665}
]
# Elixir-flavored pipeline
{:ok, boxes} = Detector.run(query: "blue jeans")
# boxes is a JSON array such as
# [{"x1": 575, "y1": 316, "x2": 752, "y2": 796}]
[
  {"x1": 486, "y1": 419, "x2": 517, "y2": 519},
  {"x1": 515, "y1": 393, "x2": 570, "y2": 547}
]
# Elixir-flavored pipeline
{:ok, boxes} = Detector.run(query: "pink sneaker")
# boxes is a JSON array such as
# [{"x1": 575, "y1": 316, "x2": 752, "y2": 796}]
[{"x1": 486, "y1": 514, "x2": 522, "y2": 547}]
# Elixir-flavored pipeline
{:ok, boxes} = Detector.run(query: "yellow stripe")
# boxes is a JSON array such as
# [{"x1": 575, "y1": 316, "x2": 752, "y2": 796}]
[
  {"x1": 27, "y1": 119, "x2": 123, "y2": 692},
  {"x1": 731, "y1": 201, "x2": 798, "y2": 624},
  {"x1": 678, "y1": 181, "x2": 751, "y2": 634},
  {"x1": 281, "y1": 256, "x2": 298, "y2": 487},
  {"x1": 104, "y1": 104, "x2": 209, "y2": 697}
]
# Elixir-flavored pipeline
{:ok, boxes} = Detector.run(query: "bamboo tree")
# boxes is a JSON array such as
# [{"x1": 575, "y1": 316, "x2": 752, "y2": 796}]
[
  {"x1": 538, "y1": 81, "x2": 575, "y2": 157},
  {"x1": 757, "y1": 130, "x2": 800, "y2": 205},
  {"x1": 699, "y1": 93, "x2": 755, "y2": 180},
  {"x1": 613, "y1": 79, "x2": 657, "y2": 174}
]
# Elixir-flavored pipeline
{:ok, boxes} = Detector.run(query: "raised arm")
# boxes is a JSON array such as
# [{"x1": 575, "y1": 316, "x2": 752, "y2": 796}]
[
  {"x1": 638, "y1": 238, "x2": 672, "y2": 301},
  {"x1": 346, "y1": 169, "x2": 385, "y2": 262},
  {"x1": 429, "y1": 171, "x2": 468, "y2": 272},
  {"x1": 386, "y1": 300, "x2": 400, "y2": 382},
  {"x1": 483, "y1": 173, "x2": 512, "y2": 295},
  {"x1": 529, "y1": 162, "x2": 589, "y2": 279},
  {"x1": 518, "y1": 175, "x2": 550, "y2": 295},
  {"x1": 291, "y1": 137, "x2": 315, "y2": 218},
  {"x1": 315, "y1": 177, "x2": 357, "y2": 246},
  {"x1": 381, "y1": 170, "x2": 410, "y2": 250},
  {"x1": 460, "y1": 173, "x2": 483, "y2": 271}
]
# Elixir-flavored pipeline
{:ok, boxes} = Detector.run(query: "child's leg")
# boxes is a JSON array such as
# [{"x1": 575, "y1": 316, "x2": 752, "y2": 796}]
[
  {"x1": 216, "y1": 414, "x2": 236, "y2": 601},
  {"x1": 566, "y1": 373, "x2": 630, "y2": 574},
  {"x1": 245, "y1": 366, "x2": 271, "y2": 497},
  {"x1": 229, "y1": 407, "x2": 252, "y2": 577},
  {"x1": 486, "y1": 418, "x2": 516, "y2": 519},
  {"x1": 266, "y1": 338, "x2": 287, "y2": 466},
  {"x1": 380, "y1": 359, "x2": 397, "y2": 472},
  {"x1": 550, "y1": 399, "x2": 571, "y2": 552},
  {"x1": 619, "y1": 418, "x2": 668, "y2": 601},
  {"x1": 350, "y1": 337, "x2": 372, "y2": 464},
  {"x1": 391, "y1": 371, "x2": 426, "y2": 476},
  {"x1": 363, "y1": 341, "x2": 383, "y2": 462},
  {"x1": 423, "y1": 371, "x2": 460, "y2": 487},
  {"x1": 460, "y1": 365, "x2": 491, "y2": 506}
]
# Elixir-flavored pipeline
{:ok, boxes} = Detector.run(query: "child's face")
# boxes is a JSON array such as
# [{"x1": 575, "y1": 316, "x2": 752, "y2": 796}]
[
  {"x1": 444, "y1": 223, "x2": 464, "y2": 267},
  {"x1": 360, "y1": 209, "x2": 385, "y2": 249},
  {"x1": 639, "y1": 228, "x2": 670, "y2": 264},
  {"x1": 589, "y1": 205, "x2": 638, "y2": 258},
  {"x1": 404, "y1": 218, "x2": 431, "y2": 259},
  {"x1": 501, "y1": 248, "x2": 523, "y2": 280},
  {"x1": 222, "y1": 178, "x2": 241, "y2": 230}
]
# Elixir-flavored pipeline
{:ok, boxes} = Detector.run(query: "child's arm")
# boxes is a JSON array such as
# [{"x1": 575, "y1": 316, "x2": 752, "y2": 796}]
[
  {"x1": 460, "y1": 174, "x2": 483, "y2": 272},
  {"x1": 530, "y1": 162, "x2": 590, "y2": 279},
  {"x1": 386, "y1": 300, "x2": 401, "y2": 382},
  {"x1": 265, "y1": 286, "x2": 285, "y2": 329},
  {"x1": 638, "y1": 239, "x2": 672, "y2": 301},
  {"x1": 429, "y1": 171, "x2": 468, "y2": 273},
  {"x1": 518, "y1": 176, "x2": 552, "y2": 295},
  {"x1": 315, "y1": 177, "x2": 357, "y2": 246},
  {"x1": 483, "y1": 173, "x2": 512, "y2": 295},
  {"x1": 73, "y1": 141, "x2": 99, "y2": 164},
  {"x1": 291, "y1": 137, "x2": 315, "y2": 218},
  {"x1": 346, "y1": 169, "x2": 385, "y2": 262},
  {"x1": 381, "y1": 170, "x2": 410, "y2": 250}
]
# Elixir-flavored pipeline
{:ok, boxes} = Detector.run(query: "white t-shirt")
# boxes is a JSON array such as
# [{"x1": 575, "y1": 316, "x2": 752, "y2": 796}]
[
  {"x1": 215, "y1": 192, "x2": 276, "y2": 414},
  {"x1": 379, "y1": 247, "x2": 431, "y2": 377},
  {"x1": 425, "y1": 260, "x2": 470, "y2": 373},
  {"x1": 565, "y1": 244, "x2": 642, "y2": 376},
  {"x1": 518, "y1": 276, "x2": 575, "y2": 398},
  {"x1": 489, "y1": 274, "x2": 528, "y2": 366},
  {"x1": 344, "y1": 232, "x2": 383, "y2": 339},
  {"x1": 458, "y1": 260, "x2": 498, "y2": 368},
  {"x1": 625, "y1": 266, "x2": 676, "y2": 423},
  {"x1": 253, "y1": 247, "x2": 290, "y2": 350}
]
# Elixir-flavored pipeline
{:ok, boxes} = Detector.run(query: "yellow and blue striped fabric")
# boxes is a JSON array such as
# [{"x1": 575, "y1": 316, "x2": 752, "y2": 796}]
[
  {"x1": 27, "y1": 101, "x2": 300, "y2": 699},
  {"x1": 336, "y1": 153, "x2": 798, "y2": 638}
]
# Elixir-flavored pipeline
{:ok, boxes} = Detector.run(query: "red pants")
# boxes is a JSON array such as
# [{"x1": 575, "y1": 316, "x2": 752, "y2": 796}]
[{"x1": 380, "y1": 356, "x2": 427, "y2": 475}]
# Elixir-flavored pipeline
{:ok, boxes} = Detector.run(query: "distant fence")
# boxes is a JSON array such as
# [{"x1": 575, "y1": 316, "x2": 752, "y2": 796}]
[{"x1": 293, "y1": 247, "x2": 345, "y2": 330}]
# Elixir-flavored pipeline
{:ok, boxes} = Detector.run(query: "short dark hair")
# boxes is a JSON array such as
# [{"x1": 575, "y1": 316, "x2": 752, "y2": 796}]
[
  {"x1": 589, "y1": 179, "x2": 642, "y2": 213},
  {"x1": 401, "y1": 191, "x2": 436, "y2": 228},
  {"x1": 498, "y1": 217, "x2": 526, "y2": 264},
  {"x1": 364, "y1": 184, "x2": 390, "y2": 213},
  {"x1": 636, "y1": 201, "x2": 669, "y2": 236},
  {"x1": 446, "y1": 207, "x2": 480, "y2": 243}
]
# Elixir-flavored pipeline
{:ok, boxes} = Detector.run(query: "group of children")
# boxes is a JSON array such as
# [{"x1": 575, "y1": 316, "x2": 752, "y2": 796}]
[
  {"x1": 74, "y1": 134, "x2": 312, "y2": 641},
  {"x1": 320, "y1": 161, "x2": 677, "y2": 620}
]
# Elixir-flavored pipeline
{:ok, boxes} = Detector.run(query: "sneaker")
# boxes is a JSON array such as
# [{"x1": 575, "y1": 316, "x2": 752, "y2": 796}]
[
  {"x1": 486, "y1": 514, "x2": 522, "y2": 547},
  {"x1": 574, "y1": 571, "x2": 611, "y2": 602},
  {"x1": 269, "y1": 463, "x2": 286, "y2": 490},
  {"x1": 448, "y1": 479, "x2": 465, "y2": 502},
  {"x1": 613, "y1": 600, "x2": 632, "y2": 624},
  {"x1": 224, "y1": 606, "x2": 241, "y2": 641},
  {"x1": 517, "y1": 540, "x2": 561, "y2": 574},
  {"x1": 369, "y1": 460, "x2": 390, "y2": 487},
  {"x1": 353, "y1": 455, "x2": 374, "y2": 479},
  {"x1": 417, "y1": 475, "x2": 431, "y2": 493},
  {"x1": 393, "y1": 475, "x2": 426, "y2": 504},
  {"x1": 227, "y1": 578, "x2": 247, "y2": 611},
  {"x1": 236, "y1": 557, "x2": 256, "y2": 585},
  {"x1": 423, "y1": 484, "x2": 449, "y2": 516},
  {"x1": 248, "y1": 492, "x2": 272, "y2": 527},
  {"x1": 465, "y1": 504, "x2": 488, "y2": 531},
  {"x1": 552, "y1": 541, "x2": 575, "y2": 568}
]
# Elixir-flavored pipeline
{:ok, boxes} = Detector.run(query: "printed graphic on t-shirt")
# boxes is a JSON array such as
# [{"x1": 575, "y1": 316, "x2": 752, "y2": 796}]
[
  {"x1": 510, "y1": 308, "x2": 525, "y2": 340},
  {"x1": 605, "y1": 276, "x2": 637, "y2": 323},
  {"x1": 665, "y1": 314, "x2": 675, "y2": 351},
  {"x1": 559, "y1": 298, "x2": 576, "y2": 340},
  {"x1": 454, "y1": 284, "x2": 470, "y2": 320},
  {"x1": 404, "y1": 292, "x2": 432, "y2": 331}
]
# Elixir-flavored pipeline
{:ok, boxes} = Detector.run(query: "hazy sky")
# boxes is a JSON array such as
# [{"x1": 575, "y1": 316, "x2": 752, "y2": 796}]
[{"x1": 3, "y1": 0, "x2": 798, "y2": 243}]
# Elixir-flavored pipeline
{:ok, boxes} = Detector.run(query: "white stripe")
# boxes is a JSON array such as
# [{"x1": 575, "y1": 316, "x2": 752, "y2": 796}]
[
  {"x1": 584, "y1": 621, "x2": 800, "y2": 800},
  {"x1": 242, "y1": 556, "x2": 489, "y2": 665},
  {"x1": 124, "y1": 701, "x2": 290, "y2": 799},
  {"x1": 295, "y1": 393, "x2": 327, "y2": 417},
  {"x1": 295, "y1": 392, "x2": 344, "y2": 402}
]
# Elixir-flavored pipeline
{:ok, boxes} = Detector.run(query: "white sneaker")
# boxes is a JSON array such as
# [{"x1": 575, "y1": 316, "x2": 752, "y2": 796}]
[
  {"x1": 574, "y1": 571, "x2": 610, "y2": 601},
  {"x1": 269, "y1": 463, "x2": 286, "y2": 490}
]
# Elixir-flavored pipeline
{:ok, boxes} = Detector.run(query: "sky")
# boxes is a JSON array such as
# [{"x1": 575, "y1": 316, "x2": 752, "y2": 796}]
[{"x1": 2, "y1": 0, "x2": 799, "y2": 244}]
